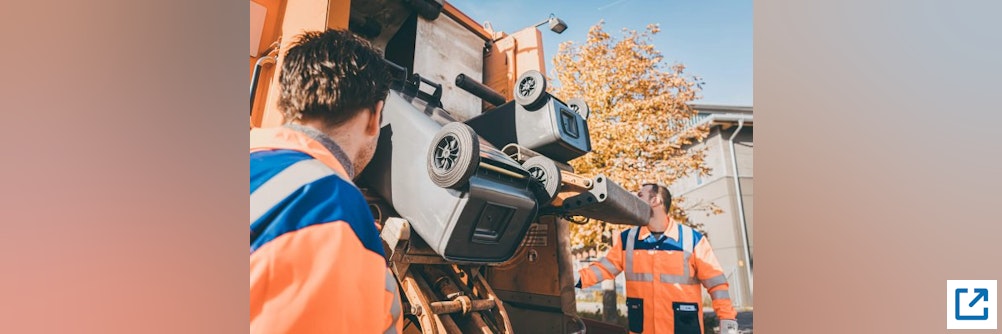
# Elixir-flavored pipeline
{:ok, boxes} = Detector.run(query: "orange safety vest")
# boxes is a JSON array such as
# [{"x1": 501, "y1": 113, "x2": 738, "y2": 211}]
[
  {"x1": 579, "y1": 222, "x2": 736, "y2": 334},
  {"x1": 250, "y1": 127, "x2": 402, "y2": 334}
]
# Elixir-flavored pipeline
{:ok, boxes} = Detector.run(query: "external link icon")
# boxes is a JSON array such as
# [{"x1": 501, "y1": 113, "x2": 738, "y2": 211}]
[{"x1": 955, "y1": 288, "x2": 990, "y2": 321}]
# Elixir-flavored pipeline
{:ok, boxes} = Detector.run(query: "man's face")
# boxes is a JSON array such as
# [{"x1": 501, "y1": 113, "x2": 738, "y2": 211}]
[{"x1": 637, "y1": 185, "x2": 655, "y2": 207}]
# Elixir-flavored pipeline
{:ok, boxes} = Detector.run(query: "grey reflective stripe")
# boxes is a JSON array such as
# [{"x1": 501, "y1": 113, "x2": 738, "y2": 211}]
[
  {"x1": 384, "y1": 293, "x2": 400, "y2": 334},
  {"x1": 623, "y1": 227, "x2": 653, "y2": 282},
  {"x1": 250, "y1": 159, "x2": 334, "y2": 223},
  {"x1": 681, "y1": 224, "x2": 694, "y2": 253},
  {"x1": 625, "y1": 272, "x2": 654, "y2": 282},
  {"x1": 702, "y1": 274, "x2": 728, "y2": 289},
  {"x1": 590, "y1": 265, "x2": 606, "y2": 281},
  {"x1": 386, "y1": 271, "x2": 401, "y2": 317},
  {"x1": 681, "y1": 224, "x2": 694, "y2": 279},
  {"x1": 599, "y1": 257, "x2": 621, "y2": 276},
  {"x1": 384, "y1": 269, "x2": 396, "y2": 291},
  {"x1": 624, "y1": 227, "x2": 639, "y2": 278},
  {"x1": 659, "y1": 274, "x2": 699, "y2": 285},
  {"x1": 384, "y1": 271, "x2": 401, "y2": 334},
  {"x1": 710, "y1": 289, "x2": 731, "y2": 300}
]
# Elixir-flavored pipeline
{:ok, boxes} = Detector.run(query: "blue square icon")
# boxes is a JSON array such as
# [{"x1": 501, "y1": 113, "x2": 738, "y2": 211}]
[{"x1": 947, "y1": 280, "x2": 997, "y2": 329}]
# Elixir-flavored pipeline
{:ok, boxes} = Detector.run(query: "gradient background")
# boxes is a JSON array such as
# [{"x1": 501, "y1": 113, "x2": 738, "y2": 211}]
[
  {"x1": 2, "y1": 0, "x2": 1001, "y2": 332},
  {"x1": 0, "y1": 0, "x2": 247, "y2": 332},
  {"x1": 756, "y1": 0, "x2": 1002, "y2": 332}
]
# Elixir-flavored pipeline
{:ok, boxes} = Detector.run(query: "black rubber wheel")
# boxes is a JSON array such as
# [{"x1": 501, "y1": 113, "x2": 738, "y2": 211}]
[
  {"x1": 522, "y1": 155, "x2": 562, "y2": 202},
  {"x1": 514, "y1": 70, "x2": 548, "y2": 110},
  {"x1": 427, "y1": 122, "x2": 481, "y2": 189},
  {"x1": 566, "y1": 98, "x2": 590, "y2": 120}
]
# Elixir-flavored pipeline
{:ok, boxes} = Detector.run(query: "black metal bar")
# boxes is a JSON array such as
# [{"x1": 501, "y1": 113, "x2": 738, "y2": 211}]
[
  {"x1": 250, "y1": 56, "x2": 275, "y2": 115},
  {"x1": 404, "y1": 73, "x2": 442, "y2": 103},
  {"x1": 455, "y1": 73, "x2": 506, "y2": 106},
  {"x1": 383, "y1": 59, "x2": 410, "y2": 91},
  {"x1": 562, "y1": 174, "x2": 651, "y2": 226},
  {"x1": 415, "y1": 75, "x2": 443, "y2": 102}
]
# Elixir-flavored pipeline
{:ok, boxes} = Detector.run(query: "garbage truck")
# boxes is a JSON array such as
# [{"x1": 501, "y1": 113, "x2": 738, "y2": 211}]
[{"x1": 250, "y1": 1, "x2": 652, "y2": 332}]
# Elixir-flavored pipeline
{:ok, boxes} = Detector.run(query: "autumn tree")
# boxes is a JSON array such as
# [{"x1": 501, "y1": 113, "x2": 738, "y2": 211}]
[{"x1": 551, "y1": 22, "x2": 719, "y2": 250}]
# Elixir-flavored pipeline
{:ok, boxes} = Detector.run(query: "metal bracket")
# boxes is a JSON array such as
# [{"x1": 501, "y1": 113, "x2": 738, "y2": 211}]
[{"x1": 400, "y1": 73, "x2": 444, "y2": 108}]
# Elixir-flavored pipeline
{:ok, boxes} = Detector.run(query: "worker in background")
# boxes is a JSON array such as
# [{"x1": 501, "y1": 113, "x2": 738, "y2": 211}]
[
  {"x1": 249, "y1": 29, "x2": 401, "y2": 334},
  {"x1": 577, "y1": 183, "x2": 738, "y2": 334}
]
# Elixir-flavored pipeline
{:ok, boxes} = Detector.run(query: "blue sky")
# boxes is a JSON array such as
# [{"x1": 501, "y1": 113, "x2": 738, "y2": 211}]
[{"x1": 448, "y1": 0, "x2": 752, "y2": 106}]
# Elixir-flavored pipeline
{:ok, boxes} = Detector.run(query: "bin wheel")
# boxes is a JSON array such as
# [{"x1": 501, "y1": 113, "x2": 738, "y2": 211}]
[
  {"x1": 428, "y1": 122, "x2": 481, "y2": 189},
  {"x1": 523, "y1": 156, "x2": 562, "y2": 202},
  {"x1": 514, "y1": 70, "x2": 548, "y2": 110},
  {"x1": 567, "y1": 98, "x2": 590, "y2": 120}
]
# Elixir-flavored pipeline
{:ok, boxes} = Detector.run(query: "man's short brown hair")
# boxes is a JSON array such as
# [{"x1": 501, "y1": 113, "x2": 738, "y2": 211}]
[
  {"x1": 278, "y1": 29, "x2": 391, "y2": 127},
  {"x1": 642, "y1": 183, "x2": 672, "y2": 214}
]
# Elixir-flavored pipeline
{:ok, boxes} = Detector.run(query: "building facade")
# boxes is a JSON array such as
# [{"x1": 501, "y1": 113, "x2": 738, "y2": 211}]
[{"x1": 671, "y1": 104, "x2": 754, "y2": 309}]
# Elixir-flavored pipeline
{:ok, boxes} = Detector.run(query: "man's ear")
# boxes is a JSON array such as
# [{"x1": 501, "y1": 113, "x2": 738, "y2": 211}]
[
  {"x1": 651, "y1": 194, "x2": 663, "y2": 207},
  {"x1": 364, "y1": 100, "x2": 384, "y2": 136}
]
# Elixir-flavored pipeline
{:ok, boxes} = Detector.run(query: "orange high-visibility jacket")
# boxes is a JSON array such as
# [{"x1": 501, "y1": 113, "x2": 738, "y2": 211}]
[
  {"x1": 578, "y1": 222, "x2": 736, "y2": 334},
  {"x1": 250, "y1": 127, "x2": 402, "y2": 334}
]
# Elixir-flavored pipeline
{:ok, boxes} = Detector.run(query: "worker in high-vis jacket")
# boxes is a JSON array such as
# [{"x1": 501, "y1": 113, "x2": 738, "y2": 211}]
[
  {"x1": 249, "y1": 29, "x2": 402, "y2": 334},
  {"x1": 577, "y1": 183, "x2": 738, "y2": 334}
]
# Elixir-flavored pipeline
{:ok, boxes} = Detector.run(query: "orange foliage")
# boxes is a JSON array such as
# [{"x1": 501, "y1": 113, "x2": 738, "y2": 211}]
[{"x1": 551, "y1": 22, "x2": 721, "y2": 249}]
